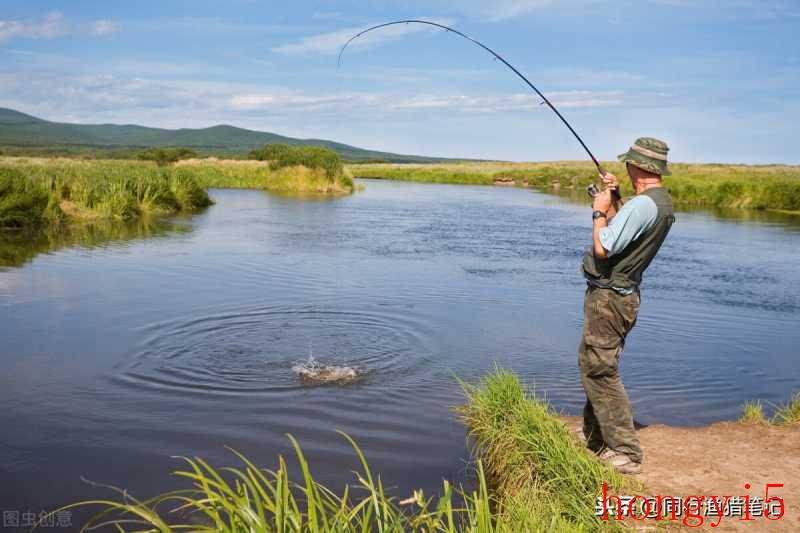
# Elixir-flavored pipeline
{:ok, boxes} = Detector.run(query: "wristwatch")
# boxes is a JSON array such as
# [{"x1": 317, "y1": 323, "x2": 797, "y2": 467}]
[{"x1": 592, "y1": 210, "x2": 607, "y2": 220}]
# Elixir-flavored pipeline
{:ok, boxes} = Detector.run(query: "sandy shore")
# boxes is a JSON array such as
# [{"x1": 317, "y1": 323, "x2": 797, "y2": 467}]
[{"x1": 562, "y1": 416, "x2": 799, "y2": 531}]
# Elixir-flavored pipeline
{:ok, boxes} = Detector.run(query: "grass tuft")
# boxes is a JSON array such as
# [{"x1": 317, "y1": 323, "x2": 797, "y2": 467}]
[
  {"x1": 739, "y1": 400, "x2": 766, "y2": 423},
  {"x1": 457, "y1": 366, "x2": 633, "y2": 531},
  {"x1": 771, "y1": 393, "x2": 800, "y2": 425}
]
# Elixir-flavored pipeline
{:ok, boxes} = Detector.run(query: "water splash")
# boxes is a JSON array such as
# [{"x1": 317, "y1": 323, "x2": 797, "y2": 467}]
[
  {"x1": 292, "y1": 355, "x2": 359, "y2": 385},
  {"x1": 292, "y1": 343, "x2": 359, "y2": 385}
]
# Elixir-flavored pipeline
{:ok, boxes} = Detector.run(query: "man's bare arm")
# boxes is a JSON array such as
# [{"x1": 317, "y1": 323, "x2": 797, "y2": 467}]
[{"x1": 592, "y1": 188, "x2": 613, "y2": 259}]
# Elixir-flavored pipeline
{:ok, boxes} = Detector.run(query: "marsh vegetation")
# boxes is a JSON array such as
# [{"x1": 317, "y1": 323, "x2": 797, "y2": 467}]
[
  {"x1": 0, "y1": 148, "x2": 355, "y2": 230},
  {"x1": 0, "y1": 158, "x2": 212, "y2": 229},
  {"x1": 349, "y1": 161, "x2": 800, "y2": 214}
]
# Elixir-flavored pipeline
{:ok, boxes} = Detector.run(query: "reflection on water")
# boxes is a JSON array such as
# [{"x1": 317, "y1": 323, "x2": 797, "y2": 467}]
[
  {"x1": 677, "y1": 204, "x2": 800, "y2": 228},
  {"x1": 0, "y1": 217, "x2": 192, "y2": 268}
]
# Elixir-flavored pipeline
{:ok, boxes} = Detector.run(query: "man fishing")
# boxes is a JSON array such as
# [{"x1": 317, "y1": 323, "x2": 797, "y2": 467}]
[
  {"x1": 340, "y1": 22, "x2": 677, "y2": 475},
  {"x1": 579, "y1": 137, "x2": 674, "y2": 475}
]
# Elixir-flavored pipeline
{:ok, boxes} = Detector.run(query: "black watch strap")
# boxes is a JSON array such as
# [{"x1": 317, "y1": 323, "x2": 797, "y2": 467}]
[{"x1": 592, "y1": 210, "x2": 607, "y2": 220}]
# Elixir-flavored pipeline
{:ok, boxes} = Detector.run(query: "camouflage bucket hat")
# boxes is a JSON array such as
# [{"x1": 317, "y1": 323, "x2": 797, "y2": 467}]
[{"x1": 617, "y1": 137, "x2": 671, "y2": 176}]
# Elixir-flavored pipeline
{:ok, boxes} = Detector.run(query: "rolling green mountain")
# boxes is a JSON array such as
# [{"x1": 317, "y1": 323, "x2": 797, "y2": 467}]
[{"x1": 0, "y1": 108, "x2": 452, "y2": 163}]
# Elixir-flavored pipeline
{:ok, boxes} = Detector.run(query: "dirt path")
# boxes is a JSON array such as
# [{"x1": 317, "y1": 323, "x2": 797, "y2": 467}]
[{"x1": 561, "y1": 416, "x2": 800, "y2": 531}]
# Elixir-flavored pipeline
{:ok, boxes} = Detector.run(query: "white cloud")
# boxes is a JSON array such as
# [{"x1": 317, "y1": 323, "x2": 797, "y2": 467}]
[
  {"x1": 90, "y1": 20, "x2": 121, "y2": 36},
  {"x1": 0, "y1": 13, "x2": 124, "y2": 42},
  {"x1": 477, "y1": 0, "x2": 555, "y2": 21},
  {"x1": 227, "y1": 89, "x2": 626, "y2": 113},
  {"x1": 384, "y1": 0, "x2": 600, "y2": 21},
  {"x1": 0, "y1": 71, "x2": 633, "y2": 128},
  {"x1": 0, "y1": 12, "x2": 68, "y2": 42},
  {"x1": 270, "y1": 19, "x2": 451, "y2": 57}
]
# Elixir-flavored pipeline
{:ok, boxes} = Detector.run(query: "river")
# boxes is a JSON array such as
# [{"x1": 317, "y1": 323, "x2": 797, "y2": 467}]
[{"x1": 2, "y1": 179, "x2": 799, "y2": 517}]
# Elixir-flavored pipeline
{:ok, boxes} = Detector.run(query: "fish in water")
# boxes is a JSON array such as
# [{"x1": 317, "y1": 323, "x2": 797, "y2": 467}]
[{"x1": 292, "y1": 355, "x2": 359, "y2": 385}]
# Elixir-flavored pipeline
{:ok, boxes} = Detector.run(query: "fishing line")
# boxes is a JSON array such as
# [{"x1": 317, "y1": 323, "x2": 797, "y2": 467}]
[{"x1": 338, "y1": 19, "x2": 608, "y2": 176}]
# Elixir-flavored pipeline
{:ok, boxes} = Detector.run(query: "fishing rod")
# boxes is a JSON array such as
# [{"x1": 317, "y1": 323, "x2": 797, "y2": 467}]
[{"x1": 338, "y1": 19, "x2": 613, "y2": 187}]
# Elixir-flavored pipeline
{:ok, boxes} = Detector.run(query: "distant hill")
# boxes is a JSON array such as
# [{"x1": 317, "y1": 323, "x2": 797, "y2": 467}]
[{"x1": 0, "y1": 108, "x2": 456, "y2": 163}]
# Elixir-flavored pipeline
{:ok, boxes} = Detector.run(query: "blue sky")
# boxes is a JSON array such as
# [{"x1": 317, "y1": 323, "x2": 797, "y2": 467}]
[{"x1": 1, "y1": 1, "x2": 798, "y2": 163}]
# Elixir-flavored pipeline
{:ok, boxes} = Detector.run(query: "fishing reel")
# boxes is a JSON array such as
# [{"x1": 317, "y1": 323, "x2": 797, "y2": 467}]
[{"x1": 587, "y1": 183, "x2": 623, "y2": 204}]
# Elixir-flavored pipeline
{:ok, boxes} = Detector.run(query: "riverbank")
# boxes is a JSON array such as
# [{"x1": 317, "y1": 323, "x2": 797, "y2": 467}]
[
  {"x1": 348, "y1": 161, "x2": 800, "y2": 214},
  {"x1": 560, "y1": 416, "x2": 800, "y2": 531},
  {"x1": 0, "y1": 156, "x2": 355, "y2": 229}
]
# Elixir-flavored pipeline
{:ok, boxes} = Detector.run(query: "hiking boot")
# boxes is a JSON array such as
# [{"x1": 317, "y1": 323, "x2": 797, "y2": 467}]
[
  {"x1": 598, "y1": 449, "x2": 643, "y2": 474},
  {"x1": 613, "y1": 460, "x2": 642, "y2": 475},
  {"x1": 607, "y1": 453, "x2": 642, "y2": 475},
  {"x1": 597, "y1": 448, "x2": 619, "y2": 461}
]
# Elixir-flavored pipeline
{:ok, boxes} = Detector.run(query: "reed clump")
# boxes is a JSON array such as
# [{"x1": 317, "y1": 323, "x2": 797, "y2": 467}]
[
  {"x1": 0, "y1": 159, "x2": 213, "y2": 228},
  {"x1": 0, "y1": 167, "x2": 57, "y2": 228},
  {"x1": 457, "y1": 367, "x2": 631, "y2": 531}
]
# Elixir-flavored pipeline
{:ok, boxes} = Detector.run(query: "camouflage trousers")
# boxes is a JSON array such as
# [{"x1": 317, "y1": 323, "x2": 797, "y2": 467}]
[{"x1": 578, "y1": 285, "x2": 643, "y2": 464}]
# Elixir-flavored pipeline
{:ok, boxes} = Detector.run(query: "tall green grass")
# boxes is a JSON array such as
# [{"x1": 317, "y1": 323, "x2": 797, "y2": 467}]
[
  {"x1": 0, "y1": 155, "x2": 356, "y2": 229},
  {"x1": 458, "y1": 367, "x2": 631, "y2": 531},
  {"x1": 0, "y1": 167, "x2": 57, "y2": 228},
  {"x1": 50, "y1": 434, "x2": 516, "y2": 532},
  {"x1": 185, "y1": 159, "x2": 354, "y2": 194},
  {"x1": 349, "y1": 161, "x2": 800, "y2": 213},
  {"x1": 0, "y1": 159, "x2": 212, "y2": 228}
]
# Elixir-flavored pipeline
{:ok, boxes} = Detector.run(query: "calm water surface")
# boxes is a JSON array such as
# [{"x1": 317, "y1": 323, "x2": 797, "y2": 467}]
[{"x1": 2, "y1": 179, "x2": 799, "y2": 515}]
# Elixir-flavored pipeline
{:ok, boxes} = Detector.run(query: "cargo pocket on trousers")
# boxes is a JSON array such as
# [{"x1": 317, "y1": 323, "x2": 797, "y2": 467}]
[{"x1": 581, "y1": 334, "x2": 623, "y2": 378}]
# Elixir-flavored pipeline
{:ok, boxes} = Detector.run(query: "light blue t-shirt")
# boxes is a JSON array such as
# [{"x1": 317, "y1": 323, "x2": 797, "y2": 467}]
[
  {"x1": 598, "y1": 194, "x2": 658, "y2": 257},
  {"x1": 586, "y1": 194, "x2": 658, "y2": 295}
]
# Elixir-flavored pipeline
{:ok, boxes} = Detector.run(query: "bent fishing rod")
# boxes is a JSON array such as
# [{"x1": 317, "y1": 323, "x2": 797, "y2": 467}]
[{"x1": 338, "y1": 19, "x2": 614, "y2": 186}]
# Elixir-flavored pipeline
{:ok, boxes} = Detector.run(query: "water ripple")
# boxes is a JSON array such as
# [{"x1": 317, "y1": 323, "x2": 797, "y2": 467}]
[{"x1": 113, "y1": 303, "x2": 436, "y2": 396}]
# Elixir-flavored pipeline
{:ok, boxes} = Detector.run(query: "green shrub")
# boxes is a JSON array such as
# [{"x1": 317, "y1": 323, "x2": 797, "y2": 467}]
[
  {"x1": 249, "y1": 144, "x2": 344, "y2": 181},
  {"x1": 137, "y1": 147, "x2": 198, "y2": 166},
  {"x1": 248, "y1": 143, "x2": 293, "y2": 161}
]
